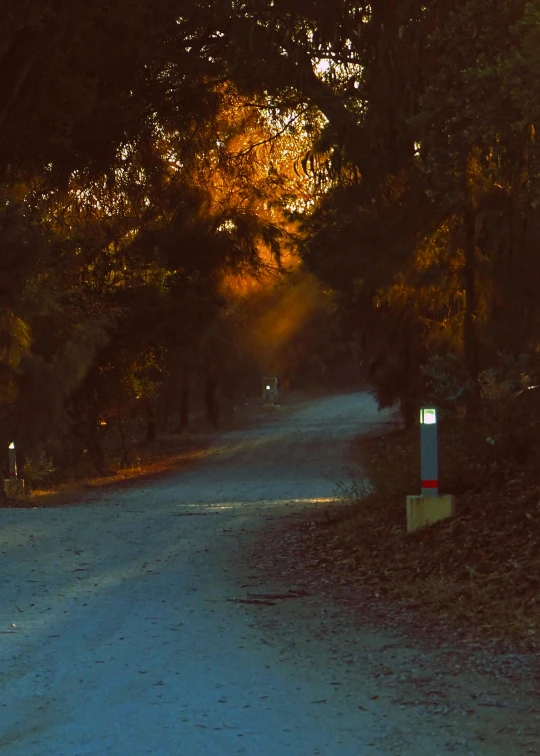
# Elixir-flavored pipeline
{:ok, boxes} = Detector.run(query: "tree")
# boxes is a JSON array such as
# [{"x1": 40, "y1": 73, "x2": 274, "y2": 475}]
[{"x1": 2, "y1": 0, "x2": 539, "y2": 477}]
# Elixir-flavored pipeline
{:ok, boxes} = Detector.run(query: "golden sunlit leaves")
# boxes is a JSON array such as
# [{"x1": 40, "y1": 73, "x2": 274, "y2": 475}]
[
  {"x1": 0, "y1": 311, "x2": 32, "y2": 410},
  {"x1": 0, "y1": 311, "x2": 32, "y2": 367}
]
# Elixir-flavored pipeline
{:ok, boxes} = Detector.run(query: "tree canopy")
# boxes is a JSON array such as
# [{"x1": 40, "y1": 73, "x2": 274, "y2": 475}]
[{"x1": 1, "y1": 0, "x2": 539, "y2": 482}]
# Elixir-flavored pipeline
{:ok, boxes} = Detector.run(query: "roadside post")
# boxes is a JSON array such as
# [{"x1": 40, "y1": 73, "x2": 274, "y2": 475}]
[
  {"x1": 3, "y1": 442, "x2": 25, "y2": 500},
  {"x1": 262, "y1": 377, "x2": 278, "y2": 404},
  {"x1": 406, "y1": 408, "x2": 455, "y2": 532},
  {"x1": 420, "y1": 408, "x2": 438, "y2": 496},
  {"x1": 8, "y1": 442, "x2": 17, "y2": 478}
]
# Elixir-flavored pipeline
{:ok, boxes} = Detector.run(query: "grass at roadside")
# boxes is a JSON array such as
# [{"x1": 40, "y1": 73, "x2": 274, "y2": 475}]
[
  {"x1": 285, "y1": 420, "x2": 540, "y2": 651},
  {"x1": 3, "y1": 432, "x2": 211, "y2": 508}
]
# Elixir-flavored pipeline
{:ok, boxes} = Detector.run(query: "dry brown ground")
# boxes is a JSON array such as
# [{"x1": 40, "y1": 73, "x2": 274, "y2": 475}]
[{"x1": 251, "y1": 421, "x2": 540, "y2": 654}]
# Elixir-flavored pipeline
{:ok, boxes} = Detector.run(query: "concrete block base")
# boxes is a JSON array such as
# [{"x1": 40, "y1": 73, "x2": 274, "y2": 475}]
[
  {"x1": 406, "y1": 494, "x2": 455, "y2": 532},
  {"x1": 3, "y1": 479, "x2": 26, "y2": 499}
]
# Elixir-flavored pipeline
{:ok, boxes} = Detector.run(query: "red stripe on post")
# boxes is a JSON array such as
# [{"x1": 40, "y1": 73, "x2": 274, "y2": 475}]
[{"x1": 422, "y1": 480, "x2": 438, "y2": 488}]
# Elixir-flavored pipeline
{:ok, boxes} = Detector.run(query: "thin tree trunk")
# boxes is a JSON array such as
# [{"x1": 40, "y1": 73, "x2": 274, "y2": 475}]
[
  {"x1": 88, "y1": 401, "x2": 106, "y2": 476},
  {"x1": 462, "y1": 161, "x2": 481, "y2": 417},
  {"x1": 145, "y1": 405, "x2": 156, "y2": 442},
  {"x1": 205, "y1": 372, "x2": 219, "y2": 428},
  {"x1": 179, "y1": 361, "x2": 190, "y2": 430},
  {"x1": 117, "y1": 403, "x2": 128, "y2": 465}
]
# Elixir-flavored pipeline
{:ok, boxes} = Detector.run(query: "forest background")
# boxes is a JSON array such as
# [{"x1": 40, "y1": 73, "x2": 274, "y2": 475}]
[{"x1": 1, "y1": 0, "x2": 540, "y2": 495}]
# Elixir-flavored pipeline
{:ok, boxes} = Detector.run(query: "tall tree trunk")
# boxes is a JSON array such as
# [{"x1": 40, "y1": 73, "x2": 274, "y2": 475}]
[
  {"x1": 399, "y1": 327, "x2": 417, "y2": 429},
  {"x1": 205, "y1": 372, "x2": 219, "y2": 428},
  {"x1": 462, "y1": 162, "x2": 481, "y2": 417},
  {"x1": 179, "y1": 361, "x2": 190, "y2": 430},
  {"x1": 117, "y1": 403, "x2": 128, "y2": 465},
  {"x1": 145, "y1": 405, "x2": 156, "y2": 442},
  {"x1": 88, "y1": 399, "x2": 105, "y2": 476}
]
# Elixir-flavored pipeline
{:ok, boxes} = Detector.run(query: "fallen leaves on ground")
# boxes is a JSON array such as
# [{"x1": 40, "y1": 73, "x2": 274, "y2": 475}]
[{"x1": 254, "y1": 425, "x2": 540, "y2": 653}]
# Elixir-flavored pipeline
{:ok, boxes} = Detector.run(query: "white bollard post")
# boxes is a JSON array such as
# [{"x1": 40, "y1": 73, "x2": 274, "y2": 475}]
[
  {"x1": 406, "y1": 407, "x2": 455, "y2": 531},
  {"x1": 420, "y1": 408, "x2": 438, "y2": 496},
  {"x1": 261, "y1": 377, "x2": 278, "y2": 404},
  {"x1": 8, "y1": 441, "x2": 17, "y2": 478}
]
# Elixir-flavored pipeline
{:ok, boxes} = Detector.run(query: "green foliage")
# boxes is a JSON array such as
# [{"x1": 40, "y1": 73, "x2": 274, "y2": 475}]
[
  {"x1": 421, "y1": 354, "x2": 471, "y2": 408},
  {"x1": 22, "y1": 450, "x2": 56, "y2": 489},
  {"x1": 289, "y1": 0, "x2": 540, "y2": 421},
  {"x1": 1, "y1": 0, "x2": 539, "y2": 477}
]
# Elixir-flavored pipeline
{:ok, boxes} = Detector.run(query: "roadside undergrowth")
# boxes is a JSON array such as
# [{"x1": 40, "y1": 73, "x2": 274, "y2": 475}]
[
  {"x1": 3, "y1": 434, "x2": 210, "y2": 508},
  {"x1": 1, "y1": 397, "x2": 285, "y2": 508},
  {"x1": 279, "y1": 422, "x2": 540, "y2": 651}
]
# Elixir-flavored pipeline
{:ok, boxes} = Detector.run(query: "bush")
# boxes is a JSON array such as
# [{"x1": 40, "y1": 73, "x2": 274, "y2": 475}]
[{"x1": 22, "y1": 451, "x2": 57, "y2": 489}]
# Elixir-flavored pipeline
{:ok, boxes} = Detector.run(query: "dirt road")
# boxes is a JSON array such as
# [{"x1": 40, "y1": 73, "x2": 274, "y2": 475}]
[{"x1": 0, "y1": 393, "x2": 538, "y2": 755}]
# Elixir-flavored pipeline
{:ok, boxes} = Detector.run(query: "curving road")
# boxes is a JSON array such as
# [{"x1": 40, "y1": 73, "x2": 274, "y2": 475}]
[{"x1": 0, "y1": 393, "x2": 521, "y2": 755}]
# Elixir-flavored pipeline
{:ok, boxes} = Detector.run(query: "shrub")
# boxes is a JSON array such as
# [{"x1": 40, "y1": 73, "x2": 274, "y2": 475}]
[{"x1": 22, "y1": 451, "x2": 57, "y2": 489}]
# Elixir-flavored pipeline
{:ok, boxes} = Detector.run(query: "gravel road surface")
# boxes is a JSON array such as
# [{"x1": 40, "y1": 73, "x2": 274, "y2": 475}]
[{"x1": 1, "y1": 392, "x2": 538, "y2": 755}]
